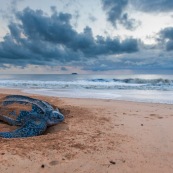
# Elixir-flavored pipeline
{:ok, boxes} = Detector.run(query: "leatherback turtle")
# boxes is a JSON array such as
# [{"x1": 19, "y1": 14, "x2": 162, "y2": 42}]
[{"x1": 0, "y1": 95, "x2": 64, "y2": 138}]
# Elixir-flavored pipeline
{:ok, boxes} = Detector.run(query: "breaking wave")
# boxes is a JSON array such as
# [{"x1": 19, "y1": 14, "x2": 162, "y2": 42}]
[{"x1": 0, "y1": 78, "x2": 173, "y2": 91}]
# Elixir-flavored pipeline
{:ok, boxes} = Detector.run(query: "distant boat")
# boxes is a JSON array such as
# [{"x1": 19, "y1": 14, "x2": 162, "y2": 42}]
[{"x1": 71, "y1": 73, "x2": 78, "y2": 75}]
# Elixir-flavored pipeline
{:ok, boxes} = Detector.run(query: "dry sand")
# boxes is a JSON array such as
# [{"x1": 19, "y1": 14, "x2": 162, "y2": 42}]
[{"x1": 0, "y1": 89, "x2": 172, "y2": 173}]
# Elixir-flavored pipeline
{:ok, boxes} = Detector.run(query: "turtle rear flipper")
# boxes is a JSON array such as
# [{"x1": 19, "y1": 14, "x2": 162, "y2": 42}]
[
  {"x1": 0, "y1": 118, "x2": 47, "y2": 138},
  {"x1": 0, "y1": 115, "x2": 20, "y2": 126}
]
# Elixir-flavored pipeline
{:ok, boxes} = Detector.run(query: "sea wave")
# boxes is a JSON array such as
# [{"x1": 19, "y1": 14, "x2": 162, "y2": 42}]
[
  {"x1": 0, "y1": 78, "x2": 173, "y2": 90},
  {"x1": 90, "y1": 78, "x2": 173, "y2": 85}
]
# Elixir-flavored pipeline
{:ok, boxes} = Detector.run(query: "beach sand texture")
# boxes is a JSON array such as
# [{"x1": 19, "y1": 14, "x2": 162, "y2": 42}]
[{"x1": 0, "y1": 89, "x2": 173, "y2": 173}]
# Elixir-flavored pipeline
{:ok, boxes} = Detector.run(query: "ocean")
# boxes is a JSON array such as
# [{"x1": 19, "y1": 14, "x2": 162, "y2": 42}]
[{"x1": 0, "y1": 74, "x2": 173, "y2": 104}]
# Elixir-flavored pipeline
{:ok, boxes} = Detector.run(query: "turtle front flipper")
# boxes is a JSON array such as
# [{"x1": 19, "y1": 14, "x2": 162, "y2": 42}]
[{"x1": 0, "y1": 118, "x2": 47, "y2": 138}]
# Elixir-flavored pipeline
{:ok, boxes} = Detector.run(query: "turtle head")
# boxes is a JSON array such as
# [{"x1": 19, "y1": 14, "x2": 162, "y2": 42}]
[{"x1": 47, "y1": 109, "x2": 64, "y2": 126}]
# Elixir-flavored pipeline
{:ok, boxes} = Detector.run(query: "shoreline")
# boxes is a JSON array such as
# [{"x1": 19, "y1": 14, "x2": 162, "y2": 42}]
[
  {"x1": 0, "y1": 87, "x2": 173, "y2": 106},
  {"x1": 0, "y1": 88, "x2": 173, "y2": 172}
]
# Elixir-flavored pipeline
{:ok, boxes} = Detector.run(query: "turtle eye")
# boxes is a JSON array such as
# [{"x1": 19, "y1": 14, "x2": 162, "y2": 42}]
[{"x1": 51, "y1": 111, "x2": 64, "y2": 121}]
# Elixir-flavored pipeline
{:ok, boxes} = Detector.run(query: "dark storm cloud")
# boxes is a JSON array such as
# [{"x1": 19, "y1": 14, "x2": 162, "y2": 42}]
[
  {"x1": 159, "y1": 27, "x2": 173, "y2": 51},
  {"x1": 166, "y1": 41, "x2": 173, "y2": 51},
  {"x1": 101, "y1": 0, "x2": 173, "y2": 30},
  {"x1": 160, "y1": 27, "x2": 173, "y2": 40},
  {"x1": 101, "y1": 0, "x2": 139, "y2": 30},
  {"x1": 120, "y1": 13, "x2": 140, "y2": 30},
  {"x1": 83, "y1": 52, "x2": 173, "y2": 72},
  {"x1": 132, "y1": 0, "x2": 173, "y2": 12},
  {"x1": 16, "y1": 8, "x2": 74, "y2": 44},
  {"x1": 101, "y1": 0, "x2": 128, "y2": 26},
  {"x1": 0, "y1": 7, "x2": 139, "y2": 67}
]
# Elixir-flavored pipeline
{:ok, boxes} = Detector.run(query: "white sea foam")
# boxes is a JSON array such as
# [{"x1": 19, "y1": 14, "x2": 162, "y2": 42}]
[
  {"x1": 23, "y1": 88, "x2": 173, "y2": 104},
  {"x1": 0, "y1": 78, "x2": 173, "y2": 90},
  {"x1": 1, "y1": 74, "x2": 173, "y2": 104},
  {"x1": 23, "y1": 89, "x2": 122, "y2": 99}
]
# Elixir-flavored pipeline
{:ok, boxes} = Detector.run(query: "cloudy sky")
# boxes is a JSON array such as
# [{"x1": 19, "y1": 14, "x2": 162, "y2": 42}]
[{"x1": 0, "y1": 0, "x2": 173, "y2": 74}]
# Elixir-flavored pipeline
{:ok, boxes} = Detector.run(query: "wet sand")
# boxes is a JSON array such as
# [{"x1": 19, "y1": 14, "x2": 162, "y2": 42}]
[{"x1": 0, "y1": 89, "x2": 173, "y2": 173}]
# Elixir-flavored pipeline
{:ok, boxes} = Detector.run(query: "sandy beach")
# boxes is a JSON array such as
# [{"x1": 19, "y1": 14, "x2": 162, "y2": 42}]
[{"x1": 0, "y1": 89, "x2": 172, "y2": 173}]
